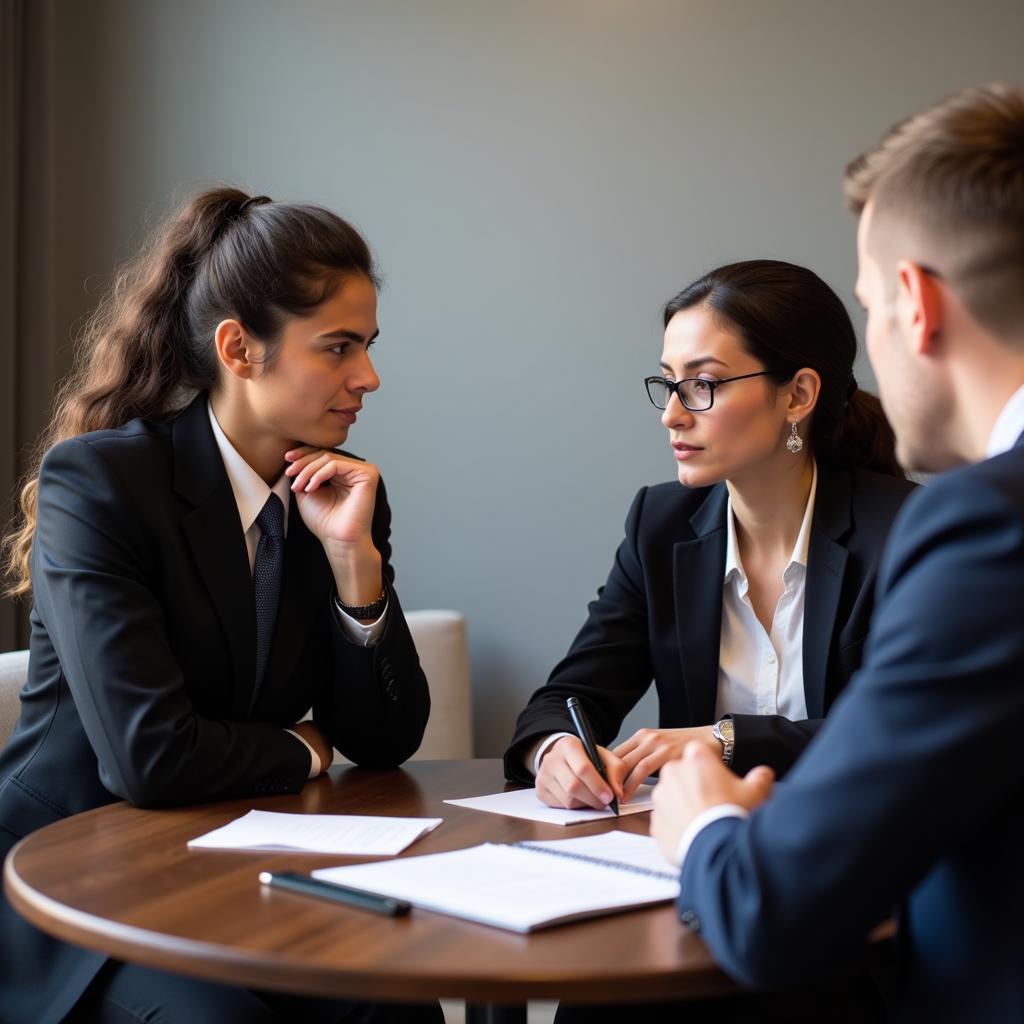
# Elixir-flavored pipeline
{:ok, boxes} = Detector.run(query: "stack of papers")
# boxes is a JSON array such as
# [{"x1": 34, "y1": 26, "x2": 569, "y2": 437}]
[{"x1": 187, "y1": 810, "x2": 442, "y2": 856}]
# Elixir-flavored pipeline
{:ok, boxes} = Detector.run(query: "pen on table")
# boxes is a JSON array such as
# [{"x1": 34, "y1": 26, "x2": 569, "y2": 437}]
[
  {"x1": 259, "y1": 871, "x2": 411, "y2": 917},
  {"x1": 566, "y1": 696, "x2": 619, "y2": 815}
]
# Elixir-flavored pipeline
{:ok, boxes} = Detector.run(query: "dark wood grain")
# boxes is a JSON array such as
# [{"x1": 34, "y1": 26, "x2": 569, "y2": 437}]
[{"x1": 4, "y1": 760, "x2": 738, "y2": 1003}]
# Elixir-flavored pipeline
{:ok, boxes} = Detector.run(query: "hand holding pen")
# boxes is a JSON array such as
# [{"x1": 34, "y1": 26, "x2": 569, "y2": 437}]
[
  {"x1": 565, "y1": 697, "x2": 620, "y2": 815},
  {"x1": 533, "y1": 701, "x2": 627, "y2": 813}
]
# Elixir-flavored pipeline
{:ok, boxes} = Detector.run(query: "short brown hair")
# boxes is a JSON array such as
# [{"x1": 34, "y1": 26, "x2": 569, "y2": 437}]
[{"x1": 844, "y1": 83, "x2": 1024, "y2": 340}]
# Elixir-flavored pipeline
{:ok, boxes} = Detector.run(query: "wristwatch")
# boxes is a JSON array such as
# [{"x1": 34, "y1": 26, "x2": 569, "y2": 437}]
[{"x1": 711, "y1": 717, "x2": 735, "y2": 768}]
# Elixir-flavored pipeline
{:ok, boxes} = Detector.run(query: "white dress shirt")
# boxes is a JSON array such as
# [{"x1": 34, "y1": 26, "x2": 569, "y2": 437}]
[
  {"x1": 678, "y1": 387, "x2": 1024, "y2": 871},
  {"x1": 986, "y1": 383, "x2": 1024, "y2": 458},
  {"x1": 207, "y1": 402, "x2": 386, "y2": 777},
  {"x1": 716, "y1": 461, "x2": 816, "y2": 722},
  {"x1": 208, "y1": 403, "x2": 294, "y2": 571},
  {"x1": 532, "y1": 465, "x2": 818, "y2": 778}
]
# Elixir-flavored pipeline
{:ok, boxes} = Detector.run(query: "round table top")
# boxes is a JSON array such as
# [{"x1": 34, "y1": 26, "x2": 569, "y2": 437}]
[{"x1": 4, "y1": 759, "x2": 735, "y2": 1003}]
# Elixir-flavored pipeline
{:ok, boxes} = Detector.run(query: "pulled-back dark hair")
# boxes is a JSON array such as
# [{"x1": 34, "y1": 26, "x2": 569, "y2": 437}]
[
  {"x1": 4, "y1": 185, "x2": 378, "y2": 596},
  {"x1": 663, "y1": 259, "x2": 902, "y2": 477}
]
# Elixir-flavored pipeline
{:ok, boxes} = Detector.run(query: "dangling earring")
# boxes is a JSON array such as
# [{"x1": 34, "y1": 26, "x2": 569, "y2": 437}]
[{"x1": 786, "y1": 421, "x2": 804, "y2": 454}]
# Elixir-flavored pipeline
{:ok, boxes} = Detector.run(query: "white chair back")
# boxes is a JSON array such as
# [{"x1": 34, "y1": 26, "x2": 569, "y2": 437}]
[
  {"x1": 404, "y1": 609, "x2": 473, "y2": 759},
  {"x1": 0, "y1": 649, "x2": 29, "y2": 747}
]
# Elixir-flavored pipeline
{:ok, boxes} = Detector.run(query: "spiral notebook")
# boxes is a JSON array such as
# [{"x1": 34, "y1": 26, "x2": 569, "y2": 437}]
[{"x1": 312, "y1": 830, "x2": 679, "y2": 932}]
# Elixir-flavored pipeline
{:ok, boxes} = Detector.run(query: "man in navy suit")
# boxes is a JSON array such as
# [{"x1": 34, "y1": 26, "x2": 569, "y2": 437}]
[{"x1": 651, "y1": 83, "x2": 1024, "y2": 1022}]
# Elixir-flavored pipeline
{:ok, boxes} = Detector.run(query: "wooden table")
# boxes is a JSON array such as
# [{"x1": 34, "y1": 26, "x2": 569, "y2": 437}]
[{"x1": 4, "y1": 760, "x2": 736, "y2": 1021}]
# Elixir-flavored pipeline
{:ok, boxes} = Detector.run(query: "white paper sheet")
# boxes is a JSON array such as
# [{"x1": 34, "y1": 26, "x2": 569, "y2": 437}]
[
  {"x1": 187, "y1": 810, "x2": 442, "y2": 856},
  {"x1": 443, "y1": 785, "x2": 654, "y2": 825}
]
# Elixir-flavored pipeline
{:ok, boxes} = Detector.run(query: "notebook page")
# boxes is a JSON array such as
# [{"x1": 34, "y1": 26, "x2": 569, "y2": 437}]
[
  {"x1": 187, "y1": 810, "x2": 442, "y2": 856},
  {"x1": 518, "y1": 829, "x2": 678, "y2": 880},
  {"x1": 313, "y1": 842, "x2": 677, "y2": 932}
]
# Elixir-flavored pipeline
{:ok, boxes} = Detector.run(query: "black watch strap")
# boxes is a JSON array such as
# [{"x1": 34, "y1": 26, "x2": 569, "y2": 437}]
[{"x1": 336, "y1": 584, "x2": 388, "y2": 620}]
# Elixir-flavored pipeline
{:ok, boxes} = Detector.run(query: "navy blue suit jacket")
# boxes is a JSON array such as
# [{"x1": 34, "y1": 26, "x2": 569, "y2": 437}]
[
  {"x1": 505, "y1": 464, "x2": 914, "y2": 783},
  {"x1": 0, "y1": 394, "x2": 430, "y2": 1023},
  {"x1": 679, "y1": 436, "x2": 1024, "y2": 1022}
]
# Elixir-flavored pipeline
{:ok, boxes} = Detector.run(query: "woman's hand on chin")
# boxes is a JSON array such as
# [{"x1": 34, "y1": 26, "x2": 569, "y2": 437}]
[
  {"x1": 285, "y1": 446, "x2": 384, "y2": 607},
  {"x1": 285, "y1": 445, "x2": 379, "y2": 548}
]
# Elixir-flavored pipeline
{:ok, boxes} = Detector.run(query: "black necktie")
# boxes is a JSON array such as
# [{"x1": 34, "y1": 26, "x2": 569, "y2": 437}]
[{"x1": 252, "y1": 492, "x2": 285, "y2": 705}]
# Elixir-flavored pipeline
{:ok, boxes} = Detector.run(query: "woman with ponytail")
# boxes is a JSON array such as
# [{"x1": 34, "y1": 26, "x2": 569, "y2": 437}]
[
  {"x1": 0, "y1": 188, "x2": 439, "y2": 1023},
  {"x1": 506, "y1": 259, "x2": 916, "y2": 819}
]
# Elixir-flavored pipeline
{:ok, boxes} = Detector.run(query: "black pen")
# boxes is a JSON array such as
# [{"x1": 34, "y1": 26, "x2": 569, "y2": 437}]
[
  {"x1": 259, "y1": 871, "x2": 411, "y2": 917},
  {"x1": 566, "y1": 696, "x2": 619, "y2": 815}
]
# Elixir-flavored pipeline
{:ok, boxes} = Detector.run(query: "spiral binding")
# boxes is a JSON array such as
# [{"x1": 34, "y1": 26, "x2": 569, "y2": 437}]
[{"x1": 511, "y1": 842, "x2": 678, "y2": 882}]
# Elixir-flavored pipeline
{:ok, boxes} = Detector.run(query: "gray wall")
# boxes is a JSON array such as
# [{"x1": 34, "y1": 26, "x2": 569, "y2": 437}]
[{"x1": 46, "y1": 0, "x2": 1024, "y2": 754}]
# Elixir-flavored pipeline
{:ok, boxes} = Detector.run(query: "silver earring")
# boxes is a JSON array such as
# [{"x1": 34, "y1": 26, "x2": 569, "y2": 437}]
[{"x1": 786, "y1": 421, "x2": 803, "y2": 454}]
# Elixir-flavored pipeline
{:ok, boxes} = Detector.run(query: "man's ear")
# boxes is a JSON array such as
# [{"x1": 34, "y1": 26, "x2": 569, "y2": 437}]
[
  {"x1": 896, "y1": 260, "x2": 944, "y2": 356},
  {"x1": 786, "y1": 367, "x2": 821, "y2": 425},
  {"x1": 214, "y1": 318, "x2": 261, "y2": 380}
]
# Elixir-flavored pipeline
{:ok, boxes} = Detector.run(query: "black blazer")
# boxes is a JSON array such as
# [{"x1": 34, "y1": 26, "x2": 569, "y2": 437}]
[
  {"x1": 505, "y1": 463, "x2": 915, "y2": 783},
  {"x1": 678, "y1": 436, "x2": 1024, "y2": 1022},
  {"x1": 0, "y1": 394, "x2": 429, "y2": 1023}
]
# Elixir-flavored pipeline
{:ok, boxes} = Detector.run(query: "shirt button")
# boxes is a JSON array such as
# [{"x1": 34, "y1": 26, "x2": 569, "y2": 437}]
[{"x1": 766, "y1": 650, "x2": 776, "y2": 663}]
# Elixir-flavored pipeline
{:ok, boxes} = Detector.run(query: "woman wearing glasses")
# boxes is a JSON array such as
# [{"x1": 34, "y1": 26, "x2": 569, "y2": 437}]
[{"x1": 505, "y1": 259, "x2": 915, "y2": 814}]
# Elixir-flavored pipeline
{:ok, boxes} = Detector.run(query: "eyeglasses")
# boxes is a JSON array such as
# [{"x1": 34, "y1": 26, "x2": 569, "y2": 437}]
[{"x1": 644, "y1": 371, "x2": 773, "y2": 412}]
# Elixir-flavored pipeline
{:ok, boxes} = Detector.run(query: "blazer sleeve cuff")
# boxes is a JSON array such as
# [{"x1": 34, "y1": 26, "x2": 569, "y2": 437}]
[{"x1": 676, "y1": 803, "x2": 749, "y2": 869}]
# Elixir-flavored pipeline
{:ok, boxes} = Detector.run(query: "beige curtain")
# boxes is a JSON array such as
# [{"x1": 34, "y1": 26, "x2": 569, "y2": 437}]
[{"x1": 1, "y1": 0, "x2": 59, "y2": 651}]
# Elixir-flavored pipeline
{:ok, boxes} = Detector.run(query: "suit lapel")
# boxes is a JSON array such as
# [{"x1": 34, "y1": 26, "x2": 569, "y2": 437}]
[
  {"x1": 673, "y1": 486, "x2": 728, "y2": 725},
  {"x1": 802, "y1": 467, "x2": 852, "y2": 718},
  {"x1": 172, "y1": 395, "x2": 256, "y2": 715}
]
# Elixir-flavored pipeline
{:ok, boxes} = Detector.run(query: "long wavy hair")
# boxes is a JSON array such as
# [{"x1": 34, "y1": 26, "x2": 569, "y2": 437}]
[{"x1": 3, "y1": 186, "x2": 378, "y2": 597}]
